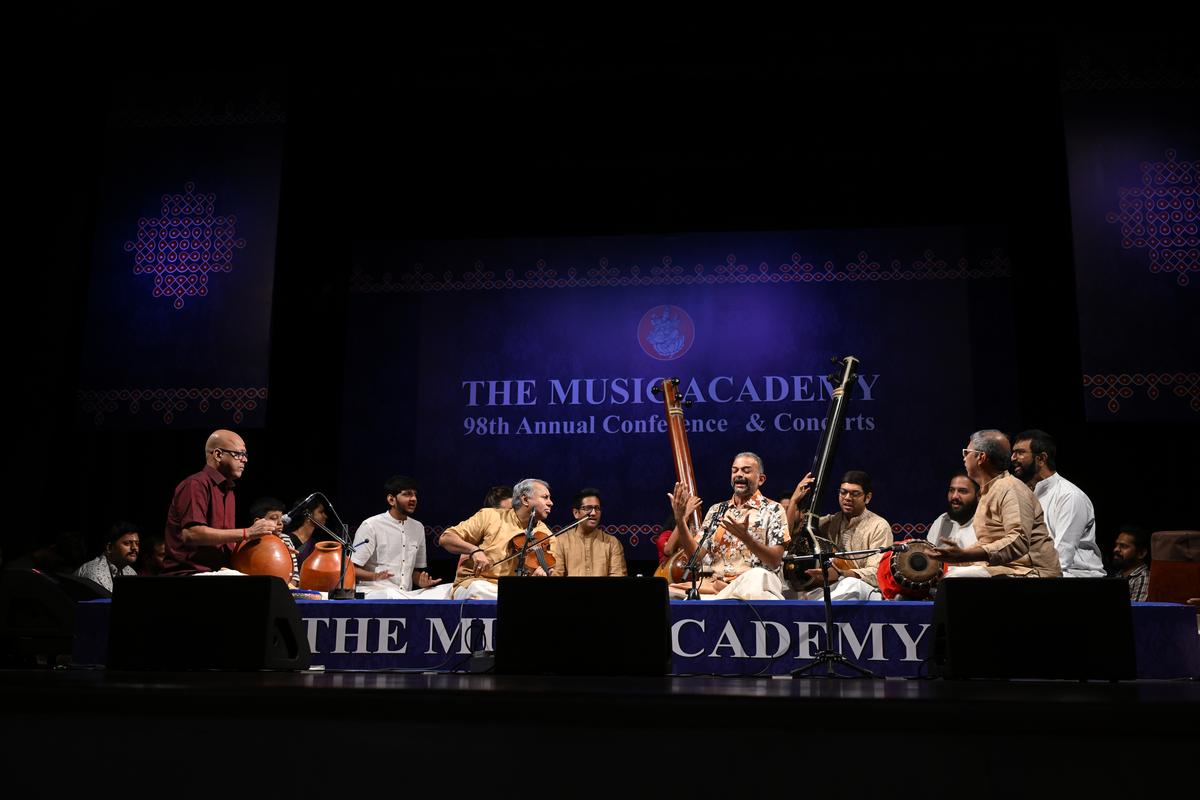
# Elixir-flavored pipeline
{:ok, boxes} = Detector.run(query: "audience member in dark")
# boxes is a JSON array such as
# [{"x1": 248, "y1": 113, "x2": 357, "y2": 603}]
[
  {"x1": 6, "y1": 530, "x2": 88, "y2": 575},
  {"x1": 137, "y1": 536, "x2": 167, "y2": 576},
  {"x1": 74, "y1": 522, "x2": 139, "y2": 591},
  {"x1": 1111, "y1": 524, "x2": 1151, "y2": 602},
  {"x1": 287, "y1": 497, "x2": 330, "y2": 567}
]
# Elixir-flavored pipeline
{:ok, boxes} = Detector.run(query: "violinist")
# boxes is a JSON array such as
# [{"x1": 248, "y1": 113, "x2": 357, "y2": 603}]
[
  {"x1": 439, "y1": 478, "x2": 557, "y2": 600},
  {"x1": 666, "y1": 452, "x2": 788, "y2": 600},
  {"x1": 549, "y1": 488, "x2": 627, "y2": 577}
]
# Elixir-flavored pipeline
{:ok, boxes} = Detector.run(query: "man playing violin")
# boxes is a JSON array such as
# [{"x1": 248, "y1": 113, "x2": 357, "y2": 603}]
[
  {"x1": 666, "y1": 452, "x2": 789, "y2": 600},
  {"x1": 439, "y1": 478, "x2": 557, "y2": 600}
]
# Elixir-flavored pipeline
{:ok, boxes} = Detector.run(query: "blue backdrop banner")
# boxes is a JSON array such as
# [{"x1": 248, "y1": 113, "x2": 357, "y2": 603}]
[{"x1": 341, "y1": 229, "x2": 1015, "y2": 561}]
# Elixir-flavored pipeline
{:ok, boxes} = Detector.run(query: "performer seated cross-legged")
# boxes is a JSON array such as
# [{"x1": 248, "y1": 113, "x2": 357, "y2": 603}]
[
  {"x1": 791, "y1": 470, "x2": 893, "y2": 601},
  {"x1": 666, "y1": 452, "x2": 788, "y2": 600},
  {"x1": 549, "y1": 488, "x2": 626, "y2": 577},
  {"x1": 439, "y1": 478, "x2": 557, "y2": 600},
  {"x1": 929, "y1": 429, "x2": 1062, "y2": 577},
  {"x1": 351, "y1": 475, "x2": 450, "y2": 599}
]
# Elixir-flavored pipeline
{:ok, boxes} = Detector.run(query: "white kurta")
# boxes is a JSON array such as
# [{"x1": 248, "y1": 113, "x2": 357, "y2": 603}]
[
  {"x1": 926, "y1": 512, "x2": 978, "y2": 548},
  {"x1": 351, "y1": 512, "x2": 427, "y2": 594},
  {"x1": 1033, "y1": 473, "x2": 1105, "y2": 577}
]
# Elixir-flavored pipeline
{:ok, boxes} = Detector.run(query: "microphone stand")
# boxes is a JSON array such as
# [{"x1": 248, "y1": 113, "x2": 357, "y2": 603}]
[
  {"x1": 680, "y1": 501, "x2": 728, "y2": 601},
  {"x1": 784, "y1": 544, "x2": 893, "y2": 679},
  {"x1": 512, "y1": 509, "x2": 539, "y2": 577},
  {"x1": 302, "y1": 493, "x2": 357, "y2": 600}
]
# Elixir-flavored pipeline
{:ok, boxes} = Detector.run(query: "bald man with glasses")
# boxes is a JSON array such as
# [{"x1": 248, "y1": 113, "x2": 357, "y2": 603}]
[{"x1": 162, "y1": 429, "x2": 281, "y2": 575}]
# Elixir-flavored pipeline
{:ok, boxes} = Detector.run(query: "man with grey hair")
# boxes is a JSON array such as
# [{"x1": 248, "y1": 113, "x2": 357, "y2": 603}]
[
  {"x1": 666, "y1": 452, "x2": 789, "y2": 599},
  {"x1": 439, "y1": 478, "x2": 556, "y2": 600},
  {"x1": 929, "y1": 429, "x2": 1061, "y2": 577}
]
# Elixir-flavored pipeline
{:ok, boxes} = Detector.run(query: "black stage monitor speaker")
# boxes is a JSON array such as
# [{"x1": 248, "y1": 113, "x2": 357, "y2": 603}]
[
  {"x1": 495, "y1": 576, "x2": 670, "y2": 676},
  {"x1": 108, "y1": 576, "x2": 311, "y2": 671},
  {"x1": 0, "y1": 569, "x2": 106, "y2": 663},
  {"x1": 931, "y1": 578, "x2": 1136, "y2": 681}
]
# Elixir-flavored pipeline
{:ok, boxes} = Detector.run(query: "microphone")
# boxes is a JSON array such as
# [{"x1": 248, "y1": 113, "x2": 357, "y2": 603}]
[{"x1": 281, "y1": 493, "x2": 320, "y2": 527}]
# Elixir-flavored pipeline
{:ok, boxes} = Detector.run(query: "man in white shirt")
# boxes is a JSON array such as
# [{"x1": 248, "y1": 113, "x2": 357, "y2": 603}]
[
  {"x1": 1010, "y1": 429, "x2": 1105, "y2": 577},
  {"x1": 351, "y1": 475, "x2": 448, "y2": 599},
  {"x1": 926, "y1": 471, "x2": 978, "y2": 549}
]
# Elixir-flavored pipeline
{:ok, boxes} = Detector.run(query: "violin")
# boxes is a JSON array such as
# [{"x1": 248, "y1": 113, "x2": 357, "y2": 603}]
[
  {"x1": 468, "y1": 513, "x2": 592, "y2": 579},
  {"x1": 508, "y1": 528, "x2": 556, "y2": 576}
]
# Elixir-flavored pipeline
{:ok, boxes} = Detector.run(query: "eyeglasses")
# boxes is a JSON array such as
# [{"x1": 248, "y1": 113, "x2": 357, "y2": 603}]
[
  {"x1": 579, "y1": 505, "x2": 601, "y2": 513},
  {"x1": 837, "y1": 489, "x2": 864, "y2": 498},
  {"x1": 216, "y1": 449, "x2": 248, "y2": 461},
  {"x1": 962, "y1": 449, "x2": 984, "y2": 459}
]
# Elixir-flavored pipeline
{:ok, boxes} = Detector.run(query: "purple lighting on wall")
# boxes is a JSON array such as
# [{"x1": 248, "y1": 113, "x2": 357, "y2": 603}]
[
  {"x1": 124, "y1": 181, "x2": 246, "y2": 308},
  {"x1": 1105, "y1": 149, "x2": 1200, "y2": 287}
]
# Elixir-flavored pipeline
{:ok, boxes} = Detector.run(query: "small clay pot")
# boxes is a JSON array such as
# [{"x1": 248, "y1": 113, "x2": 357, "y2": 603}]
[{"x1": 300, "y1": 541, "x2": 356, "y2": 591}]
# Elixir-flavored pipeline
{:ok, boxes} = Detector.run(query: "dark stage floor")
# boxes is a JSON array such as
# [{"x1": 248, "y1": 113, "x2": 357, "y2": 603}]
[{"x1": 2, "y1": 668, "x2": 1196, "y2": 794}]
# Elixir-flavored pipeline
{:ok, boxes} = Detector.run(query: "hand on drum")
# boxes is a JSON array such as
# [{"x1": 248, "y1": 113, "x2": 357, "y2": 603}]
[
  {"x1": 928, "y1": 542, "x2": 970, "y2": 563},
  {"x1": 247, "y1": 517, "x2": 282, "y2": 539}
]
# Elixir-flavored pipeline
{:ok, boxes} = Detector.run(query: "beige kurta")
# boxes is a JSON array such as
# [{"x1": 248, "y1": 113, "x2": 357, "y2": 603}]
[
  {"x1": 817, "y1": 508, "x2": 894, "y2": 586},
  {"x1": 550, "y1": 527, "x2": 627, "y2": 577},
  {"x1": 972, "y1": 472, "x2": 1062, "y2": 577},
  {"x1": 447, "y1": 507, "x2": 553, "y2": 590}
]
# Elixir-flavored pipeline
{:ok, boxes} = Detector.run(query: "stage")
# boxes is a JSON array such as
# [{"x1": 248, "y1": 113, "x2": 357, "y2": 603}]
[{"x1": 2, "y1": 667, "x2": 1197, "y2": 794}]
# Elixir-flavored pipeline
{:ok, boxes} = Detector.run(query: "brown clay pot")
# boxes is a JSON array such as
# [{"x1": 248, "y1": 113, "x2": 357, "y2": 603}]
[
  {"x1": 231, "y1": 534, "x2": 293, "y2": 583},
  {"x1": 300, "y1": 541, "x2": 356, "y2": 591}
]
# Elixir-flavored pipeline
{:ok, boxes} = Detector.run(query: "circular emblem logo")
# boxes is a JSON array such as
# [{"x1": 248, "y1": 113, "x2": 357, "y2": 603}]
[{"x1": 638, "y1": 305, "x2": 695, "y2": 361}]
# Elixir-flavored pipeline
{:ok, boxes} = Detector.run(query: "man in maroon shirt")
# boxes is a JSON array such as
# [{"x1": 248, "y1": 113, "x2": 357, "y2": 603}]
[{"x1": 163, "y1": 429, "x2": 280, "y2": 575}]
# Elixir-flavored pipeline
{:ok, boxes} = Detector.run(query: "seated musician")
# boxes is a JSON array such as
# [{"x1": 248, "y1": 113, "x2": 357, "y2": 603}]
[
  {"x1": 438, "y1": 478, "x2": 556, "y2": 600},
  {"x1": 351, "y1": 475, "x2": 449, "y2": 599},
  {"x1": 549, "y1": 488, "x2": 626, "y2": 577},
  {"x1": 483, "y1": 485, "x2": 514, "y2": 510},
  {"x1": 793, "y1": 470, "x2": 893, "y2": 600},
  {"x1": 928, "y1": 430, "x2": 1062, "y2": 577},
  {"x1": 926, "y1": 471, "x2": 978, "y2": 549},
  {"x1": 162, "y1": 429, "x2": 280, "y2": 575},
  {"x1": 666, "y1": 452, "x2": 788, "y2": 600}
]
